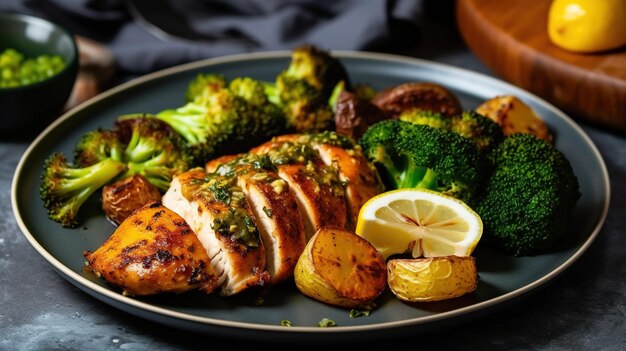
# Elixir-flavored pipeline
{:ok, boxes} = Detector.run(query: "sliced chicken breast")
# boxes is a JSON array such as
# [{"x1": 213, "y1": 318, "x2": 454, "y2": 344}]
[
  {"x1": 205, "y1": 154, "x2": 241, "y2": 173},
  {"x1": 249, "y1": 140, "x2": 348, "y2": 239},
  {"x1": 253, "y1": 133, "x2": 382, "y2": 230},
  {"x1": 210, "y1": 156, "x2": 307, "y2": 285},
  {"x1": 84, "y1": 201, "x2": 220, "y2": 296},
  {"x1": 162, "y1": 168, "x2": 270, "y2": 296},
  {"x1": 310, "y1": 143, "x2": 383, "y2": 230}
]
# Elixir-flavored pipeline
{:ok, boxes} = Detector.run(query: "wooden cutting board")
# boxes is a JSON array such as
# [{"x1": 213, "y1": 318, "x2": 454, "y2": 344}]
[{"x1": 456, "y1": 0, "x2": 626, "y2": 132}]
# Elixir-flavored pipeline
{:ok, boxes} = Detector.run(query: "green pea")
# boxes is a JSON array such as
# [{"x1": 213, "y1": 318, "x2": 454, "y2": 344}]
[{"x1": 0, "y1": 48, "x2": 67, "y2": 88}]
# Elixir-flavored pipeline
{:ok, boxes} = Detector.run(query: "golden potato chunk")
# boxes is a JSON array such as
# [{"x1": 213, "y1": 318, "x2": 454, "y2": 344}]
[
  {"x1": 475, "y1": 95, "x2": 553, "y2": 142},
  {"x1": 387, "y1": 256, "x2": 477, "y2": 302},
  {"x1": 294, "y1": 227, "x2": 387, "y2": 308}
]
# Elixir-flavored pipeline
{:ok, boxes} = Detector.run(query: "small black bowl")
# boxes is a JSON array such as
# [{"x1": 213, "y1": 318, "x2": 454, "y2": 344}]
[{"x1": 0, "y1": 12, "x2": 79, "y2": 138}]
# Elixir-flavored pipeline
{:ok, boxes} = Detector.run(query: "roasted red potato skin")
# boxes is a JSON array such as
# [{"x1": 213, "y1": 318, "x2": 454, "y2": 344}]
[
  {"x1": 371, "y1": 82, "x2": 462, "y2": 118},
  {"x1": 334, "y1": 90, "x2": 388, "y2": 140},
  {"x1": 101, "y1": 174, "x2": 162, "y2": 226}
]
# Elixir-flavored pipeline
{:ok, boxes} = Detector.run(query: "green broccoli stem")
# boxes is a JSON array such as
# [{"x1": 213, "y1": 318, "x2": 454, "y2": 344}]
[
  {"x1": 379, "y1": 155, "x2": 430, "y2": 189},
  {"x1": 50, "y1": 158, "x2": 126, "y2": 227},
  {"x1": 416, "y1": 168, "x2": 439, "y2": 190},
  {"x1": 158, "y1": 105, "x2": 210, "y2": 144},
  {"x1": 110, "y1": 146, "x2": 125, "y2": 163},
  {"x1": 124, "y1": 130, "x2": 154, "y2": 162},
  {"x1": 126, "y1": 162, "x2": 172, "y2": 191},
  {"x1": 59, "y1": 159, "x2": 126, "y2": 193},
  {"x1": 120, "y1": 107, "x2": 209, "y2": 146},
  {"x1": 383, "y1": 156, "x2": 441, "y2": 191},
  {"x1": 396, "y1": 158, "x2": 426, "y2": 189}
]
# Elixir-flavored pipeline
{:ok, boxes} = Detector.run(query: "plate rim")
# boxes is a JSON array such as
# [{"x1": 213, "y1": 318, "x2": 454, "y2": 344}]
[{"x1": 11, "y1": 50, "x2": 611, "y2": 336}]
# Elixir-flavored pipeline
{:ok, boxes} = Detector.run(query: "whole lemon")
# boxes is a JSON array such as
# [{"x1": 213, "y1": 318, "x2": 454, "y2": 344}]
[{"x1": 548, "y1": 0, "x2": 626, "y2": 53}]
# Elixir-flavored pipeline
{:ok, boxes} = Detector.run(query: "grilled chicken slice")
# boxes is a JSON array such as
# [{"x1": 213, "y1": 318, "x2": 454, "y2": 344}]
[
  {"x1": 162, "y1": 168, "x2": 270, "y2": 296},
  {"x1": 205, "y1": 154, "x2": 241, "y2": 173},
  {"x1": 249, "y1": 140, "x2": 348, "y2": 239},
  {"x1": 254, "y1": 133, "x2": 382, "y2": 230},
  {"x1": 274, "y1": 163, "x2": 347, "y2": 238},
  {"x1": 309, "y1": 143, "x2": 382, "y2": 230},
  {"x1": 210, "y1": 156, "x2": 307, "y2": 285},
  {"x1": 84, "y1": 201, "x2": 219, "y2": 296}
]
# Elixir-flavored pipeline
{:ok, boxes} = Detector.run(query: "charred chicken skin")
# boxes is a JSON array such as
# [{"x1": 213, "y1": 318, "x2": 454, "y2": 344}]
[{"x1": 84, "y1": 201, "x2": 220, "y2": 296}]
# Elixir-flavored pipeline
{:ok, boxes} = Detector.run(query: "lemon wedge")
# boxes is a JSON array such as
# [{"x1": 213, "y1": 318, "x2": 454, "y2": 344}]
[
  {"x1": 548, "y1": 0, "x2": 626, "y2": 53},
  {"x1": 355, "y1": 188, "x2": 482, "y2": 260},
  {"x1": 387, "y1": 256, "x2": 478, "y2": 302}
]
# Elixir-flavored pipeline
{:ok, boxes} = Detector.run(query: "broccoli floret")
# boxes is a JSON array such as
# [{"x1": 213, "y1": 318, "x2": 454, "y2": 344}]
[
  {"x1": 130, "y1": 75, "x2": 287, "y2": 163},
  {"x1": 272, "y1": 45, "x2": 352, "y2": 133},
  {"x1": 400, "y1": 110, "x2": 504, "y2": 152},
  {"x1": 399, "y1": 110, "x2": 453, "y2": 130},
  {"x1": 228, "y1": 76, "x2": 288, "y2": 139},
  {"x1": 450, "y1": 111, "x2": 504, "y2": 152},
  {"x1": 277, "y1": 78, "x2": 336, "y2": 133},
  {"x1": 113, "y1": 117, "x2": 194, "y2": 191},
  {"x1": 184, "y1": 73, "x2": 228, "y2": 103},
  {"x1": 75, "y1": 117, "x2": 194, "y2": 191},
  {"x1": 473, "y1": 134, "x2": 581, "y2": 256},
  {"x1": 359, "y1": 119, "x2": 488, "y2": 204},
  {"x1": 74, "y1": 128, "x2": 124, "y2": 165},
  {"x1": 40, "y1": 153, "x2": 126, "y2": 228},
  {"x1": 133, "y1": 74, "x2": 234, "y2": 161},
  {"x1": 282, "y1": 45, "x2": 351, "y2": 98},
  {"x1": 42, "y1": 117, "x2": 194, "y2": 227}
]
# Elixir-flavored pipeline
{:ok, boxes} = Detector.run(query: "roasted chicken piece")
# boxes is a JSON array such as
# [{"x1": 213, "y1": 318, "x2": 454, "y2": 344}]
[
  {"x1": 84, "y1": 201, "x2": 219, "y2": 296},
  {"x1": 249, "y1": 139, "x2": 348, "y2": 238},
  {"x1": 162, "y1": 168, "x2": 270, "y2": 296},
  {"x1": 210, "y1": 155, "x2": 307, "y2": 285}
]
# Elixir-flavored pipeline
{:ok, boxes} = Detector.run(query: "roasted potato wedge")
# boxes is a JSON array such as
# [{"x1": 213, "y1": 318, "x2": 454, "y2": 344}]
[
  {"x1": 475, "y1": 95, "x2": 553, "y2": 142},
  {"x1": 101, "y1": 174, "x2": 162, "y2": 226},
  {"x1": 371, "y1": 82, "x2": 462, "y2": 118},
  {"x1": 387, "y1": 256, "x2": 478, "y2": 302},
  {"x1": 294, "y1": 227, "x2": 387, "y2": 308}
]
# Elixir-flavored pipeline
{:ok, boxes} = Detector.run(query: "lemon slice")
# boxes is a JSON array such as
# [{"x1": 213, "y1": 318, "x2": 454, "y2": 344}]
[
  {"x1": 355, "y1": 188, "x2": 482, "y2": 260},
  {"x1": 387, "y1": 256, "x2": 478, "y2": 302}
]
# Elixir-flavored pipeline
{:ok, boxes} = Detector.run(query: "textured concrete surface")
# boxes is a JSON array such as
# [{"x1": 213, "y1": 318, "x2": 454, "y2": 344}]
[{"x1": 2, "y1": 7, "x2": 625, "y2": 351}]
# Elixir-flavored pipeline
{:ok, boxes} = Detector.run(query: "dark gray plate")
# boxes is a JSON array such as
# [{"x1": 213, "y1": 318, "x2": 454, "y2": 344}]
[{"x1": 11, "y1": 51, "x2": 610, "y2": 343}]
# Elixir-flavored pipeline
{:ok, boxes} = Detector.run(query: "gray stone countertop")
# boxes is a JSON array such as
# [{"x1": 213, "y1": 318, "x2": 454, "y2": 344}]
[{"x1": 2, "y1": 12, "x2": 625, "y2": 351}]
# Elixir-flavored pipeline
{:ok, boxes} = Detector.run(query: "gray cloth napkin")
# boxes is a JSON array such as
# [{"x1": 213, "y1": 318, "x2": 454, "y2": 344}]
[{"x1": 1, "y1": 0, "x2": 423, "y2": 75}]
